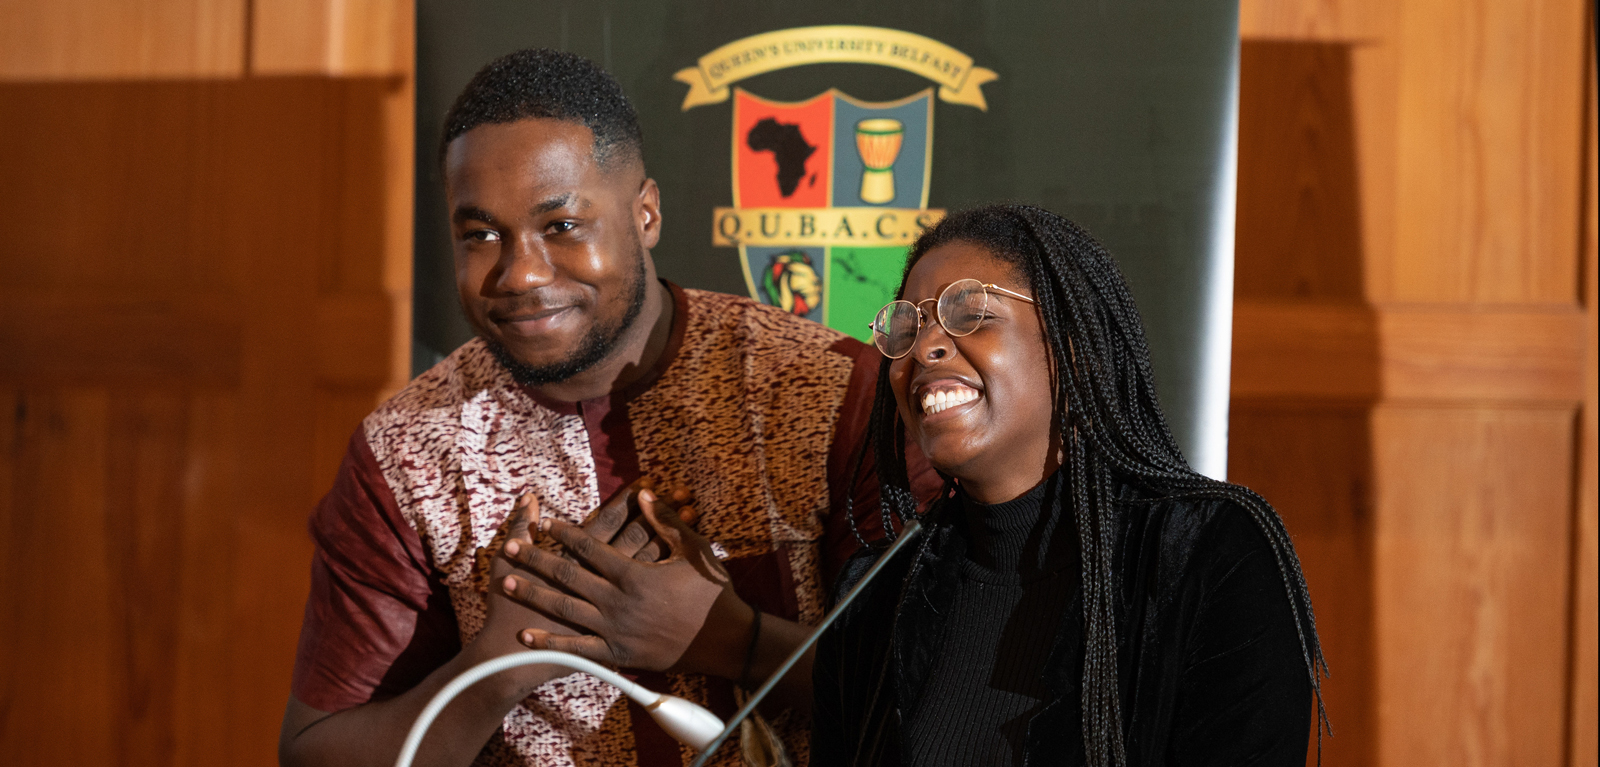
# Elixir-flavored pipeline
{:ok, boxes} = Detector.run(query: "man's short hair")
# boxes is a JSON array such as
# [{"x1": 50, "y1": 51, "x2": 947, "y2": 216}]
[{"x1": 440, "y1": 48, "x2": 644, "y2": 172}]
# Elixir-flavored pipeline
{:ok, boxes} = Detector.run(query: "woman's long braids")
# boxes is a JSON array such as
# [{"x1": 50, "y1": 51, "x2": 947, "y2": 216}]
[{"x1": 864, "y1": 204, "x2": 1327, "y2": 766}]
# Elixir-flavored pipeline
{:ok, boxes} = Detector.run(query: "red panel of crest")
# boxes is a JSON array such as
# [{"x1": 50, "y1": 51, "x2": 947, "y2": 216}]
[{"x1": 732, "y1": 89, "x2": 833, "y2": 209}]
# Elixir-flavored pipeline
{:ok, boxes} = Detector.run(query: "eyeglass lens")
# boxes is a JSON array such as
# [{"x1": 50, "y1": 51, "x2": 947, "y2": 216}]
[
  {"x1": 938, "y1": 279, "x2": 989, "y2": 337},
  {"x1": 873, "y1": 301, "x2": 921, "y2": 358}
]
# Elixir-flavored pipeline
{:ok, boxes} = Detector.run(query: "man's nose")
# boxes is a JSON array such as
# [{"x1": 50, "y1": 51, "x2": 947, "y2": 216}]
[{"x1": 493, "y1": 233, "x2": 556, "y2": 294}]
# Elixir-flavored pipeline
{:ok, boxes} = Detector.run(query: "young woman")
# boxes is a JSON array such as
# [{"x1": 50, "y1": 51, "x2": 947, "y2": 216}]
[{"x1": 812, "y1": 204, "x2": 1325, "y2": 766}]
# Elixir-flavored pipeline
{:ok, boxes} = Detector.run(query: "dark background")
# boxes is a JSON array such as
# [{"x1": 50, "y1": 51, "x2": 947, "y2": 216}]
[{"x1": 413, "y1": 0, "x2": 1240, "y2": 471}]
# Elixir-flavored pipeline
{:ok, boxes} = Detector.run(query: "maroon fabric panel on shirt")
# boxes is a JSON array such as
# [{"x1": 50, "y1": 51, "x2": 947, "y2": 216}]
[
  {"x1": 578, "y1": 397, "x2": 638, "y2": 505},
  {"x1": 291, "y1": 431, "x2": 461, "y2": 713}
]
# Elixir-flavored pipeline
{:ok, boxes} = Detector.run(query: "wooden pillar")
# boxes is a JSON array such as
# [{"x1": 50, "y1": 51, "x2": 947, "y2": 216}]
[
  {"x1": 1234, "y1": 1, "x2": 1595, "y2": 765},
  {"x1": 1570, "y1": 34, "x2": 1598, "y2": 767}
]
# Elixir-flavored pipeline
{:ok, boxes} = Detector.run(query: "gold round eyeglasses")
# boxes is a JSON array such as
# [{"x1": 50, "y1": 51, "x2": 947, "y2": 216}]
[{"x1": 868, "y1": 278, "x2": 1037, "y2": 359}]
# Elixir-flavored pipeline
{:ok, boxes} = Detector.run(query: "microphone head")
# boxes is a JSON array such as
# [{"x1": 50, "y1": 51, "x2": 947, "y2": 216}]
[{"x1": 646, "y1": 695, "x2": 726, "y2": 752}]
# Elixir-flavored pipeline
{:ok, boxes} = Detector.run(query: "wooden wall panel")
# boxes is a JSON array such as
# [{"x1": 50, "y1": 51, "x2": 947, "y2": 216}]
[
  {"x1": 312, "y1": 387, "x2": 381, "y2": 493},
  {"x1": 0, "y1": 75, "x2": 411, "y2": 765},
  {"x1": 1235, "y1": 2, "x2": 1594, "y2": 765},
  {"x1": 0, "y1": 82, "x2": 241, "y2": 295},
  {"x1": 0, "y1": 3, "x2": 411, "y2": 764},
  {"x1": 0, "y1": 390, "x2": 116, "y2": 767},
  {"x1": 1376, "y1": 308, "x2": 1587, "y2": 402},
  {"x1": 0, "y1": 298, "x2": 243, "y2": 388},
  {"x1": 1569, "y1": 36, "x2": 1597, "y2": 767},
  {"x1": 1231, "y1": 303, "x2": 1379, "y2": 400},
  {"x1": 0, "y1": 0, "x2": 415, "y2": 82},
  {"x1": 1240, "y1": 0, "x2": 1389, "y2": 39},
  {"x1": 106, "y1": 393, "x2": 190, "y2": 763},
  {"x1": 1235, "y1": 41, "x2": 1366, "y2": 303},
  {"x1": 0, "y1": 0, "x2": 246, "y2": 80},
  {"x1": 170, "y1": 392, "x2": 239, "y2": 767},
  {"x1": 1392, "y1": 0, "x2": 1587, "y2": 304},
  {"x1": 251, "y1": 0, "x2": 411, "y2": 76},
  {"x1": 0, "y1": 393, "x2": 11, "y2": 656},
  {"x1": 1239, "y1": 0, "x2": 1404, "y2": 305},
  {"x1": 1234, "y1": 304, "x2": 1586, "y2": 403},
  {"x1": 378, "y1": 53, "x2": 417, "y2": 400},
  {"x1": 1373, "y1": 406, "x2": 1575, "y2": 767}
]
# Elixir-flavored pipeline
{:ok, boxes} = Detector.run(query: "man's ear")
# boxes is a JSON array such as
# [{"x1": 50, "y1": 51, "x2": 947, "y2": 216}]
[{"x1": 637, "y1": 177, "x2": 662, "y2": 250}]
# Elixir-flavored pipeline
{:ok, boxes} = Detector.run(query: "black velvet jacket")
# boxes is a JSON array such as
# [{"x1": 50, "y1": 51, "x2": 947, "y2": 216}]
[{"x1": 811, "y1": 489, "x2": 1313, "y2": 766}]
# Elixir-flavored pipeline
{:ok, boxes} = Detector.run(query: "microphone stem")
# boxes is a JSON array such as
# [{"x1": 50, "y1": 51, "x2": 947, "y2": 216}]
[{"x1": 688, "y1": 520, "x2": 924, "y2": 767}]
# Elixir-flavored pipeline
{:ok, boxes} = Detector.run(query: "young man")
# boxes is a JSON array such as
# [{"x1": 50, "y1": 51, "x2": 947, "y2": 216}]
[{"x1": 278, "y1": 49, "x2": 933, "y2": 767}]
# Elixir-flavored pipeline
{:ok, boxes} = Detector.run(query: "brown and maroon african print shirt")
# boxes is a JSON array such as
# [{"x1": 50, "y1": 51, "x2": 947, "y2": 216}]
[{"x1": 291, "y1": 284, "x2": 934, "y2": 766}]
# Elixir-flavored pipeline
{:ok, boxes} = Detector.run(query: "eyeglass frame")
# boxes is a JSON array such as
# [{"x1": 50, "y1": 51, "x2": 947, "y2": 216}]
[{"x1": 867, "y1": 279, "x2": 1037, "y2": 359}]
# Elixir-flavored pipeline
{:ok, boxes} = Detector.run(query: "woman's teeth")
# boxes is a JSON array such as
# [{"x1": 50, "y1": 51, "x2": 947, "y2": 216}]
[{"x1": 922, "y1": 388, "x2": 979, "y2": 415}]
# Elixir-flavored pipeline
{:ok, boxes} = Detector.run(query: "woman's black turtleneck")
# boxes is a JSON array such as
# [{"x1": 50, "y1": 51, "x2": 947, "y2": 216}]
[{"x1": 903, "y1": 470, "x2": 1080, "y2": 767}]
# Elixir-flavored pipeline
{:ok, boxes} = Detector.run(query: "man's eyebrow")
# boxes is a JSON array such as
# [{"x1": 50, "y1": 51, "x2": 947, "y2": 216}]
[
  {"x1": 452, "y1": 205, "x2": 496, "y2": 225},
  {"x1": 531, "y1": 193, "x2": 579, "y2": 215}
]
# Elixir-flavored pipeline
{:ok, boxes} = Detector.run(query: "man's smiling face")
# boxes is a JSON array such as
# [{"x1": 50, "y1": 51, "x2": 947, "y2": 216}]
[{"x1": 445, "y1": 117, "x2": 659, "y2": 384}]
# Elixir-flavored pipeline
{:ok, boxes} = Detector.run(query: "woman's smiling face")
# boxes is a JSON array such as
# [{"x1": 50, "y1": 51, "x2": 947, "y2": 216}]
[{"x1": 889, "y1": 241, "x2": 1061, "y2": 504}]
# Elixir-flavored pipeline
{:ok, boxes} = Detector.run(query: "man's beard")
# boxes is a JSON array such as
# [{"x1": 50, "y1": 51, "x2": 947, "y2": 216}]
[{"x1": 482, "y1": 249, "x2": 650, "y2": 387}]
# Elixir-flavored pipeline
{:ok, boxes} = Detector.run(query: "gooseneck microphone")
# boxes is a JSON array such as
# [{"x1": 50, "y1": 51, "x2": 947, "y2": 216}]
[
  {"x1": 395, "y1": 520, "x2": 923, "y2": 767},
  {"x1": 395, "y1": 650, "x2": 723, "y2": 766}
]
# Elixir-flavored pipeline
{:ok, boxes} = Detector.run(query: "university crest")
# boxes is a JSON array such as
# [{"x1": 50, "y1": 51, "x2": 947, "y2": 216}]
[{"x1": 675, "y1": 26, "x2": 997, "y2": 340}]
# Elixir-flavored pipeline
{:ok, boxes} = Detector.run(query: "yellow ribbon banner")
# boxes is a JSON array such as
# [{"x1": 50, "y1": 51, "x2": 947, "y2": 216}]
[
  {"x1": 713, "y1": 207, "x2": 946, "y2": 248},
  {"x1": 675, "y1": 26, "x2": 999, "y2": 111}
]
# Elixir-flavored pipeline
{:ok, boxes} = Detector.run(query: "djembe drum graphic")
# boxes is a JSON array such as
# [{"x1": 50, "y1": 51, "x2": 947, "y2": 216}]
[{"x1": 854, "y1": 118, "x2": 904, "y2": 205}]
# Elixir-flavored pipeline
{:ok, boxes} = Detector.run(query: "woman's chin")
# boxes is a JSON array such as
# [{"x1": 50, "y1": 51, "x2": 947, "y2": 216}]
[{"x1": 918, "y1": 439, "x2": 983, "y2": 482}]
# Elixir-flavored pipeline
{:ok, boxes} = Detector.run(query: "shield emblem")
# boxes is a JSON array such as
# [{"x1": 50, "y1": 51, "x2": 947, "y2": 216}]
[{"x1": 723, "y1": 88, "x2": 937, "y2": 339}]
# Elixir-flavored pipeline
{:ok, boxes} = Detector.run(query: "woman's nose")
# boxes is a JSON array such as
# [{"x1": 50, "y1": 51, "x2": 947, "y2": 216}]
[{"x1": 911, "y1": 320, "x2": 954, "y2": 363}]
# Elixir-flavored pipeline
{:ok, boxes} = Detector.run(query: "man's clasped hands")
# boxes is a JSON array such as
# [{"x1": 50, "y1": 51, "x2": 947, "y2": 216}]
[{"x1": 481, "y1": 479, "x2": 765, "y2": 685}]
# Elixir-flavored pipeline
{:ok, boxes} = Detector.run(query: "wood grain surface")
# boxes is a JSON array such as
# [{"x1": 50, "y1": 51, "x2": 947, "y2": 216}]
[
  {"x1": 0, "y1": 0, "x2": 247, "y2": 80},
  {"x1": 0, "y1": 22, "x2": 412, "y2": 765},
  {"x1": 1234, "y1": 1, "x2": 1594, "y2": 764},
  {"x1": 1569, "y1": 33, "x2": 1597, "y2": 767},
  {"x1": 251, "y1": 0, "x2": 412, "y2": 75},
  {"x1": 1392, "y1": 0, "x2": 1587, "y2": 304}
]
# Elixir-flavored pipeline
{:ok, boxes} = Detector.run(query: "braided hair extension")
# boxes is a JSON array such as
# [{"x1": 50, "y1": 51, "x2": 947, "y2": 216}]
[{"x1": 861, "y1": 204, "x2": 1328, "y2": 765}]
